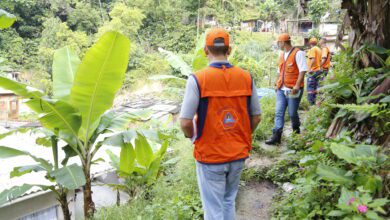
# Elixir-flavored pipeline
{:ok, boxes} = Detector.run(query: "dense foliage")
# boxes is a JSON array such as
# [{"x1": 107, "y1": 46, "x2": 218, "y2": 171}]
[
  {"x1": 269, "y1": 48, "x2": 390, "y2": 219},
  {"x1": 1, "y1": 0, "x2": 388, "y2": 220}
]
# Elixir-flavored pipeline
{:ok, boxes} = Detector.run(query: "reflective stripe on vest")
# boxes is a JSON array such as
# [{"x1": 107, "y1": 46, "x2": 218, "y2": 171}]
[{"x1": 192, "y1": 66, "x2": 252, "y2": 164}]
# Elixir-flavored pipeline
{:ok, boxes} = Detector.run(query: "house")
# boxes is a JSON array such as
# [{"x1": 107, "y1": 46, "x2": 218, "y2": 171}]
[
  {"x1": 240, "y1": 19, "x2": 274, "y2": 32},
  {"x1": 204, "y1": 15, "x2": 218, "y2": 27},
  {"x1": 0, "y1": 72, "x2": 21, "y2": 121},
  {"x1": 196, "y1": 15, "x2": 218, "y2": 28},
  {"x1": 0, "y1": 89, "x2": 19, "y2": 121},
  {"x1": 282, "y1": 19, "x2": 314, "y2": 34},
  {"x1": 241, "y1": 19, "x2": 260, "y2": 32},
  {"x1": 319, "y1": 22, "x2": 339, "y2": 36}
]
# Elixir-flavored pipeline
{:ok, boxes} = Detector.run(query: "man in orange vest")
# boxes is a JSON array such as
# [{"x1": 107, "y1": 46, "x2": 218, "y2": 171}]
[
  {"x1": 320, "y1": 37, "x2": 331, "y2": 79},
  {"x1": 265, "y1": 33, "x2": 308, "y2": 145},
  {"x1": 180, "y1": 28, "x2": 261, "y2": 220},
  {"x1": 306, "y1": 37, "x2": 323, "y2": 105}
]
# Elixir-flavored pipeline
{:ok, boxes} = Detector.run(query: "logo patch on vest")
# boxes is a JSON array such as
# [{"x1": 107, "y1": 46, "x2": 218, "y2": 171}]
[{"x1": 221, "y1": 110, "x2": 238, "y2": 129}]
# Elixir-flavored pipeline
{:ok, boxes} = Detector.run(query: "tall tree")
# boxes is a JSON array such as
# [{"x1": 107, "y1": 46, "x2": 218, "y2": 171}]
[
  {"x1": 341, "y1": 0, "x2": 390, "y2": 67},
  {"x1": 328, "y1": 0, "x2": 390, "y2": 145}
]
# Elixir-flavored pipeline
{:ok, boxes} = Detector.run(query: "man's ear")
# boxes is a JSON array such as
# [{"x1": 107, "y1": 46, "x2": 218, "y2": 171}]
[
  {"x1": 204, "y1": 46, "x2": 209, "y2": 55},
  {"x1": 227, "y1": 46, "x2": 232, "y2": 56}
]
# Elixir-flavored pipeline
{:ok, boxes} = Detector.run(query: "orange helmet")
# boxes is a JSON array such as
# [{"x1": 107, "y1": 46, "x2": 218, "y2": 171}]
[
  {"x1": 206, "y1": 28, "x2": 229, "y2": 47},
  {"x1": 309, "y1": 38, "x2": 318, "y2": 44},
  {"x1": 277, "y1": 33, "x2": 291, "y2": 42}
]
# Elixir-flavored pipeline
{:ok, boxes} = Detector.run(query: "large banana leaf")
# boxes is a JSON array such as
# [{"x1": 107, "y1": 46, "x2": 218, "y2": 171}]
[
  {"x1": 134, "y1": 134, "x2": 154, "y2": 168},
  {"x1": 158, "y1": 47, "x2": 192, "y2": 77},
  {"x1": 119, "y1": 143, "x2": 136, "y2": 174},
  {"x1": 144, "y1": 157, "x2": 163, "y2": 184},
  {"x1": 26, "y1": 99, "x2": 81, "y2": 147},
  {"x1": 105, "y1": 132, "x2": 169, "y2": 184},
  {"x1": 0, "y1": 146, "x2": 53, "y2": 171},
  {"x1": 50, "y1": 164, "x2": 86, "y2": 190},
  {"x1": 10, "y1": 164, "x2": 47, "y2": 178},
  {"x1": 106, "y1": 149, "x2": 119, "y2": 170},
  {"x1": 143, "y1": 141, "x2": 169, "y2": 184},
  {"x1": 0, "y1": 146, "x2": 26, "y2": 158},
  {"x1": 101, "y1": 129, "x2": 138, "y2": 148},
  {"x1": 70, "y1": 31, "x2": 130, "y2": 142},
  {"x1": 192, "y1": 33, "x2": 208, "y2": 72},
  {"x1": 52, "y1": 46, "x2": 80, "y2": 100},
  {"x1": 0, "y1": 9, "x2": 16, "y2": 29},
  {"x1": 96, "y1": 109, "x2": 152, "y2": 135},
  {"x1": 192, "y1": 47, "x2": 208, "y2": 72},
  {"x1": 0, "y1": 77, "x2": 81, "y2": 148}
]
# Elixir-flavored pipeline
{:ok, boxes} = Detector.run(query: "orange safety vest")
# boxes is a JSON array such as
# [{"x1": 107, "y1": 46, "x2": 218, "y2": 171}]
[
  {"x1": 321, "y1": 46, "x2": 331, "y2": 69},
  {"x1": 192, "y1": 65, "x2": 253, "y2": 164},
  {"x1": 276, "y1": 47, "x2": 304, "y2": 89}
]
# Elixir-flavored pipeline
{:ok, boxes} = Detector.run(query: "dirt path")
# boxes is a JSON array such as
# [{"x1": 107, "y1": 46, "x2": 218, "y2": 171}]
[
  {"x1": 236, "y1": 121, "x2": 294, "y2": 220},
  {"x1": 236, "y1": 180, "x2": 276, "y2": 220},
  {"x1": 236, "y1": 152, "x2": 278, "y2": 220}
]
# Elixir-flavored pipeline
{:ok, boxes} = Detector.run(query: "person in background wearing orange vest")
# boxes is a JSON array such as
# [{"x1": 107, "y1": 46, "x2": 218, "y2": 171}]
[
  {"x1": 320, "y1": 37, "x2": 331, "y2": 80},
  {"x1": 265, "y1": 33, "x2": 308, "y2": 145},
  {"x1": 179, "y1": 28, "x2": 262, "y2": 220},
  {"x1": 306, "y1": 37, "x2": 323, "y2": 105}
]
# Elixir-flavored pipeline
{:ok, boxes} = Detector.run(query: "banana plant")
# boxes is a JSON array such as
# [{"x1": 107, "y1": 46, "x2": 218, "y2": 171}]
[
  {"x1": 103, "y1": 130, "x2": 170, "y2": 203},
  {"x1": 0, "y1": 9, "x2": 16, "y2": 29},
  {"x1": 153, "y1": 33, "x2": 208, "y2": 96},
  {"x1": 155, "y1": 32, "x2": 208, "y2": 80},
  {"x1": 0, "y1": 31, "x2": 146, "y2": 219},
  {"x1": 0, "y1": 128, "x2": 85, "y2": 220},
  {"x1": 106, "y1": 130, "x2": 170, "y2": 182}
]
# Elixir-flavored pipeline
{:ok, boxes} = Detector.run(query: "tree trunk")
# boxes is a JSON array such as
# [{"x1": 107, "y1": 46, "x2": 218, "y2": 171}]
[
  {"x1": 83, "y1": 166, "x2": 95, "y2": 219},
  {"x1": 116, "y1": 189, "x2": 120, "y2": 206},
  {"x1": 341, "y1": 0, "x2": 390, "y2": 67},
  {"x1": 58, "y1": 191, "x2": 71, "y2": 220},
  {"x1": 330, "y1": 1, "x2": 390, "y2": 145}
]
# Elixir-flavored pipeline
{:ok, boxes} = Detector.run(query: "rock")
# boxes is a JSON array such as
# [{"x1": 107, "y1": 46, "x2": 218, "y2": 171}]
[{"x1": 281, "y1": 182, "x2": 295, "y2": 193}]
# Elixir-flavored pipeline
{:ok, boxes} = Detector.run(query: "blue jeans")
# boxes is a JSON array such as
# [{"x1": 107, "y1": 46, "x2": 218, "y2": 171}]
[
  {"x1": 307, "y1": 71, "x2": 322, "y2": 105},
  {"x1": 196, "y1": 159, "x2": 245, "y2": 220},
  {"x1": 273, "y1": 89, "x2": 303, "y2": 133}
]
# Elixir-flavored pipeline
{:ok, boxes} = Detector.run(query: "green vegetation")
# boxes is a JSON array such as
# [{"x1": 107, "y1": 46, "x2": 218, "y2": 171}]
[
  {"x1": 0, "y1": 1, "x2": 389, "y2": 220},
  {"x1": 96, "y1": 134, "x2": 203, "y2": 220},
  {"x1": 270, "y1": 48, "x2": 390, "y2": 219}
]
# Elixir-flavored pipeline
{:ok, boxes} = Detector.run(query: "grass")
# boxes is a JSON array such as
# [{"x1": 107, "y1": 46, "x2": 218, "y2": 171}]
[
  {"x1": 253, "y1": 95, "x2": 276, "y2": 143},
  {"x1": 95, "y1": 133, "x2": 203, "y2": 220}
]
